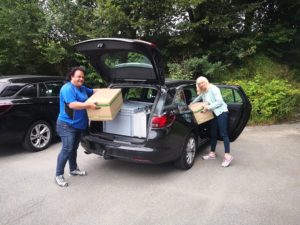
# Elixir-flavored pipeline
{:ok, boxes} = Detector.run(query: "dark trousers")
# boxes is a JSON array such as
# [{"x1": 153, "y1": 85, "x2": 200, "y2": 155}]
[
  {"x1": 210, "y1": 111, "x2": 230, "y2": 153},
  {"x1": 55, "y1": 120, "x2": 83, "y2": 176}
]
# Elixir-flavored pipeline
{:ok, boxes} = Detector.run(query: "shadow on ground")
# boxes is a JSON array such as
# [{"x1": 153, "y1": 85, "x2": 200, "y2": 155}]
[{"x1": 0, "y1": 137, "x2": 61, "y2": 157}]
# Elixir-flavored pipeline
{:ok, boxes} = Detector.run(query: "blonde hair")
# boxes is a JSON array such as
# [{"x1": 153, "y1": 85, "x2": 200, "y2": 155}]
[{"x1": 196, "y1": 76, "x2": 210, "y2": 95}]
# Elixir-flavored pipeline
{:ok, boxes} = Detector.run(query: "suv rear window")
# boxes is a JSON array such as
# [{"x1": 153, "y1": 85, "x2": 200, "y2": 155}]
[
  {"x1": 17, "y1": 84, "x2": 37, "y2": 98},
  {"x1": 121, "y1": 87, "x2": 157, "y2": 103},
  {"x1": 98, "y1": 51, "x2": 156, "y2": 81},
  {"x1": 102, "y1": 52, "x2": 153, "y2": 69},
  {"x1": 0, "y1": 82, "x2": 24, "y2": 97}
]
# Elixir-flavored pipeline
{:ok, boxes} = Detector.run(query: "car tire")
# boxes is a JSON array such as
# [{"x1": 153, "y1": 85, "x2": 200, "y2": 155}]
[
  {"x1": 174, "y1": 133, "x2": 197, "y2": 170},
  {"x1": 22, "y1": 120, "x2": 53, "y2": 152}
]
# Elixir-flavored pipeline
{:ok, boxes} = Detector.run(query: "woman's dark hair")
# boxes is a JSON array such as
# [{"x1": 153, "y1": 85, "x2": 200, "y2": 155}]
[{"x1": 66, "y1": 66, "x2": 86, "y2": 81}]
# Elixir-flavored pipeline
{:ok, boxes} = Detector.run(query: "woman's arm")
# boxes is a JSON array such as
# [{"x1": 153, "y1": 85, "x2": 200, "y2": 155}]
[
  {"x1": 191, "y1": 94, "x2": 202, "y2": 104},
  {"x1": 207, "y1": 86, "x2": 223, "y2": 110}
]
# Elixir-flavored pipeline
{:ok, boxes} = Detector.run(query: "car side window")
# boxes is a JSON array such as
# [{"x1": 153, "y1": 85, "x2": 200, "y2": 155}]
[
  {"x1": 183, "y1": 86, "x2": 198, "y2": 103},
  {"x1": 174, "y1": 90, "x2": 186, "y2": 106},
  {"x1": 183, "y1": 86, "x2": 197, "y2": 105},
  {"x1": 173, "y1": 89, "x2": 192, "y2": 114},
  {"x1": 0, "y1": 83, "x2": 24, "y2": 97},
  {"x1": 145, "y1": 89, "x2": 157, "y2": 102},
  {"x1": 17, "y1": 84, "x2": 37, "y2": 98},
  {"x1": 164, "y1": 89, "x2": 176, "y2": 107},
  {"x1": 220, "y1": 87, "x2": 243, "y2": 103},
  {"x1": 43, "y1": 81, "x2": 63, "y2": 97},
  {"x1": 39, "y1": 83, "x2": 47, "y2": 97}
]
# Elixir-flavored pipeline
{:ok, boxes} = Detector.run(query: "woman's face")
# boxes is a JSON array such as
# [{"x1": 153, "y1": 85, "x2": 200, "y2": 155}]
[
  {"x1": 71, "y1": 70, "x2": 85, "y2": 87},
  {"x1": 197, "y1": 80, "x2": 208, "y2": 91}
]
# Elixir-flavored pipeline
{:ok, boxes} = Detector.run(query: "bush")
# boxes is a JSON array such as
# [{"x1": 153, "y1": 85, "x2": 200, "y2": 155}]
[
  {"x1": 167, "y1": 56, "x2": 226, "y2": 80},
  {"x1": 84, "y1": 69, "x2": 105, "y2": 88},
  {"x1": 228, "y1": 74, "x2": 300, "y2": 124},
  {"x1": 223, "y1": 54, "x2": 294, "y2": 81}
]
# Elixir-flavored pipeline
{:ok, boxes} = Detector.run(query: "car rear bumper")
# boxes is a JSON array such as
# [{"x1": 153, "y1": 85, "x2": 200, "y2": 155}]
[{"x1": 81, "y1": 135, "x2": 174, "y2": 164}]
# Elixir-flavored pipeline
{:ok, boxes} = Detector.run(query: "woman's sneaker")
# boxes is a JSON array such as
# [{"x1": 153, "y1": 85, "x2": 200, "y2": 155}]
[
  {"x1": 69, "y1": 168, "x2": 87, "y2": 176},
  {"x1": 55, "y1": 175, "x2": 68, "y2": 187},
  {"x1": 202, "y1": 152, "x2": 216, "y2": 160},
  {"x1": 221, "y1": 155, "x2": 234, "y2": 167}
]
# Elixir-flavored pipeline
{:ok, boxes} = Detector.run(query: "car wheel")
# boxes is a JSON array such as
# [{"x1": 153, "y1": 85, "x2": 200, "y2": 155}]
[
  {"x1": 22, "y1": 120, "x2": 53, "y2": 152},
  {"x1": 174, "y1": 133, "x2": 197, "y2": 170}
]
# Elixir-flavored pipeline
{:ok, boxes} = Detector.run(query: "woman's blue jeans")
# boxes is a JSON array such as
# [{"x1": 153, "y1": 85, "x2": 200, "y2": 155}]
[
  {"x1": 56, "y1": 120, "x2": 83, "y2": 176},
  {"x1": 210, "y1": 111, "x2": 230, "y2": 153}
]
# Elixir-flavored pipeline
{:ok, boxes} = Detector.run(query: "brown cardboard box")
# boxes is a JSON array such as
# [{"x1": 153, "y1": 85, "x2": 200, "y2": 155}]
[
  {"x1": 85, "y1": 88, "x2": 123, "y2": 121},
  {"x1": 188, "y1": 102, "x2": 214, "y2": 124}
]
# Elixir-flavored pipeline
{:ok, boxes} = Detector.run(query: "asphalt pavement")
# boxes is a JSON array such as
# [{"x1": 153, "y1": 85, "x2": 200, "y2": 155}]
[{"x1": 0, "y1": 123, "x2": 299, "y2": 225}]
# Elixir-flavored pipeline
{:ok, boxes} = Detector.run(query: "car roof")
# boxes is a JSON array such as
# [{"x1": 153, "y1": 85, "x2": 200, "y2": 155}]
[
  {"x1": 165, "y1": 79, "x2": 195, "y2": 88},
  {"x1": 0, "y1": 75, "x2": 64, "y2": 83}
]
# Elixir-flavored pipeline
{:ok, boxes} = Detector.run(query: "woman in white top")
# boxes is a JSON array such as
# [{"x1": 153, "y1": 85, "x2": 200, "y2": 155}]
[{"x1": 191, "y1": 76, "x2": 233, "y2": 167}]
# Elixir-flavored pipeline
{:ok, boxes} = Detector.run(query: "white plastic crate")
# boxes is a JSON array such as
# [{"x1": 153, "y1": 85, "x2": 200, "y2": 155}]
[{"x1": 103, "y1": 101, "x2": 151, "y2": 137}]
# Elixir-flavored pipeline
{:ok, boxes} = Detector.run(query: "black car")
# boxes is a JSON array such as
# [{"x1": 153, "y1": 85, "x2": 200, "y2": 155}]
[
  {"x1": 75, "y1": 38, "x2": 252, "y2": 169},
  {"x1": 0, "y1": 75, "x2": 65, "y2": 151}
]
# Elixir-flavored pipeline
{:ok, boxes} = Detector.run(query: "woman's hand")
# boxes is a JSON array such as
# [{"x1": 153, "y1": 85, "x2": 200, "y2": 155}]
[{"x1": 202, "y1": 105, "x2": 210, "y2": 113}]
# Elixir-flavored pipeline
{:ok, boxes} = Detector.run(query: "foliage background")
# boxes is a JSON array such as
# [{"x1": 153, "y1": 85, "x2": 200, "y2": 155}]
[{"x1": 0, "y1": 0, "x2": 299, "y2": 124}]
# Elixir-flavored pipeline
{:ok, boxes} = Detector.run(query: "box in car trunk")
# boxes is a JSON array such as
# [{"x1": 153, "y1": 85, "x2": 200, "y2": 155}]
[
  {"x1": 103, "y1": 101, "x2": 152, "y2": 138},
  {"x1": 85, "y1": 88, "x2": 123, "y2": 121}
]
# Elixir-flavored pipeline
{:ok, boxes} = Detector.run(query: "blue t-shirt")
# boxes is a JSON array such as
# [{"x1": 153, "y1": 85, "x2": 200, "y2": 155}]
[{"x1": 58, "y1": 82, "x2": 93, "y2": 129}]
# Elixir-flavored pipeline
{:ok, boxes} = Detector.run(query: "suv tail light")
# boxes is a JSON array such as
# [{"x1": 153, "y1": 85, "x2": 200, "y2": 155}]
[
  {"x1": 0, "y1": 104, "x2": 13, "y2": 115},
  {"x1": 151, "y1": 114, "x2": 176, "y2": 128}
]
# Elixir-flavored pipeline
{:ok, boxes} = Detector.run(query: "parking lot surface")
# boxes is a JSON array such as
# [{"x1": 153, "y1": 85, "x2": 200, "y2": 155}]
[{"x1": 1, "y1": 123, "x2": 300, "y2": 225}]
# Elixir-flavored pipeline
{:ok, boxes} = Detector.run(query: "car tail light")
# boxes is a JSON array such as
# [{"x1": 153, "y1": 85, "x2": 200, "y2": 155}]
[
  {"x1": 0, "y1": 104, "x2": 13, "y2": 115},
  {"x1": 151, "y1": 114, "x2": 176, "y2": 129}
]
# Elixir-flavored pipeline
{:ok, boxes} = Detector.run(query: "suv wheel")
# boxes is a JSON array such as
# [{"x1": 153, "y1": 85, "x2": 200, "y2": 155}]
[
  {"x1": 174, "y1": 133, "x2": 197, "y2": 170},
  {"x1": 23, "y1": 120, "x2": 53, "y2": 152}
]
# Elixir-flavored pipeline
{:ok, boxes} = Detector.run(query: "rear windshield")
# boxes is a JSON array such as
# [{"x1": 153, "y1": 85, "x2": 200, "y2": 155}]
[
  {"x1": 0, "y1": 82, "x2": 24, "y2": 97},
  {"x1": 102, "y1": 51, "x2": 153, "y2": 69},
  {"x1": 120, "y1": 87, "x2": 157, "y2": 103},
  {"x1": 99, "y1": 51, "x2": 156, "y2": 81}
]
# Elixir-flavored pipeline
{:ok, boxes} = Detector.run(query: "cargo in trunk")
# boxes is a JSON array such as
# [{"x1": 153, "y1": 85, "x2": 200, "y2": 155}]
[{"x1": 103, "y1": 101, "x2": 152, "y2": 138}]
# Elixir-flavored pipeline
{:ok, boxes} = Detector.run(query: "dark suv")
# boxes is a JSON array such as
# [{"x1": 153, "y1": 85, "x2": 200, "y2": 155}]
[
  {"x1": 75, "y1": 38, "x2": 251, "y2": 169},
  {"x1": 0, "y1": 75, "x2": 64, "y2": 151}
]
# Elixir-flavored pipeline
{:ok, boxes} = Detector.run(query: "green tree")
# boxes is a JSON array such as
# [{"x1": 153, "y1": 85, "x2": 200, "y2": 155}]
[
  {"x1": 42, "y1": 0, "x2": 98, "y2": 75},
  {"x1": 0, "y1": 0, "x2": 48, "y2": 74}
]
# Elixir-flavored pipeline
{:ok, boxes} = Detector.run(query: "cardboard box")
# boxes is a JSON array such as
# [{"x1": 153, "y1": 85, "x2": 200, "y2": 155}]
[
  {"x1": 85, "y1": 88, "x2": 123, "y2": 121},
  {"x1": 188, "y1": 102, "x2": 214, "y2": 124}
]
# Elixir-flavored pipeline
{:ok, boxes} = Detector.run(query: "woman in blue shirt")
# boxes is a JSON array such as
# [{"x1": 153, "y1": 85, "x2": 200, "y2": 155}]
[
  {"x1": 55, "y1": 67, "x2": 99, "y2": 187},
  {"x1": 191, "y1": 76, "x2": 233, "y2": 167}
]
